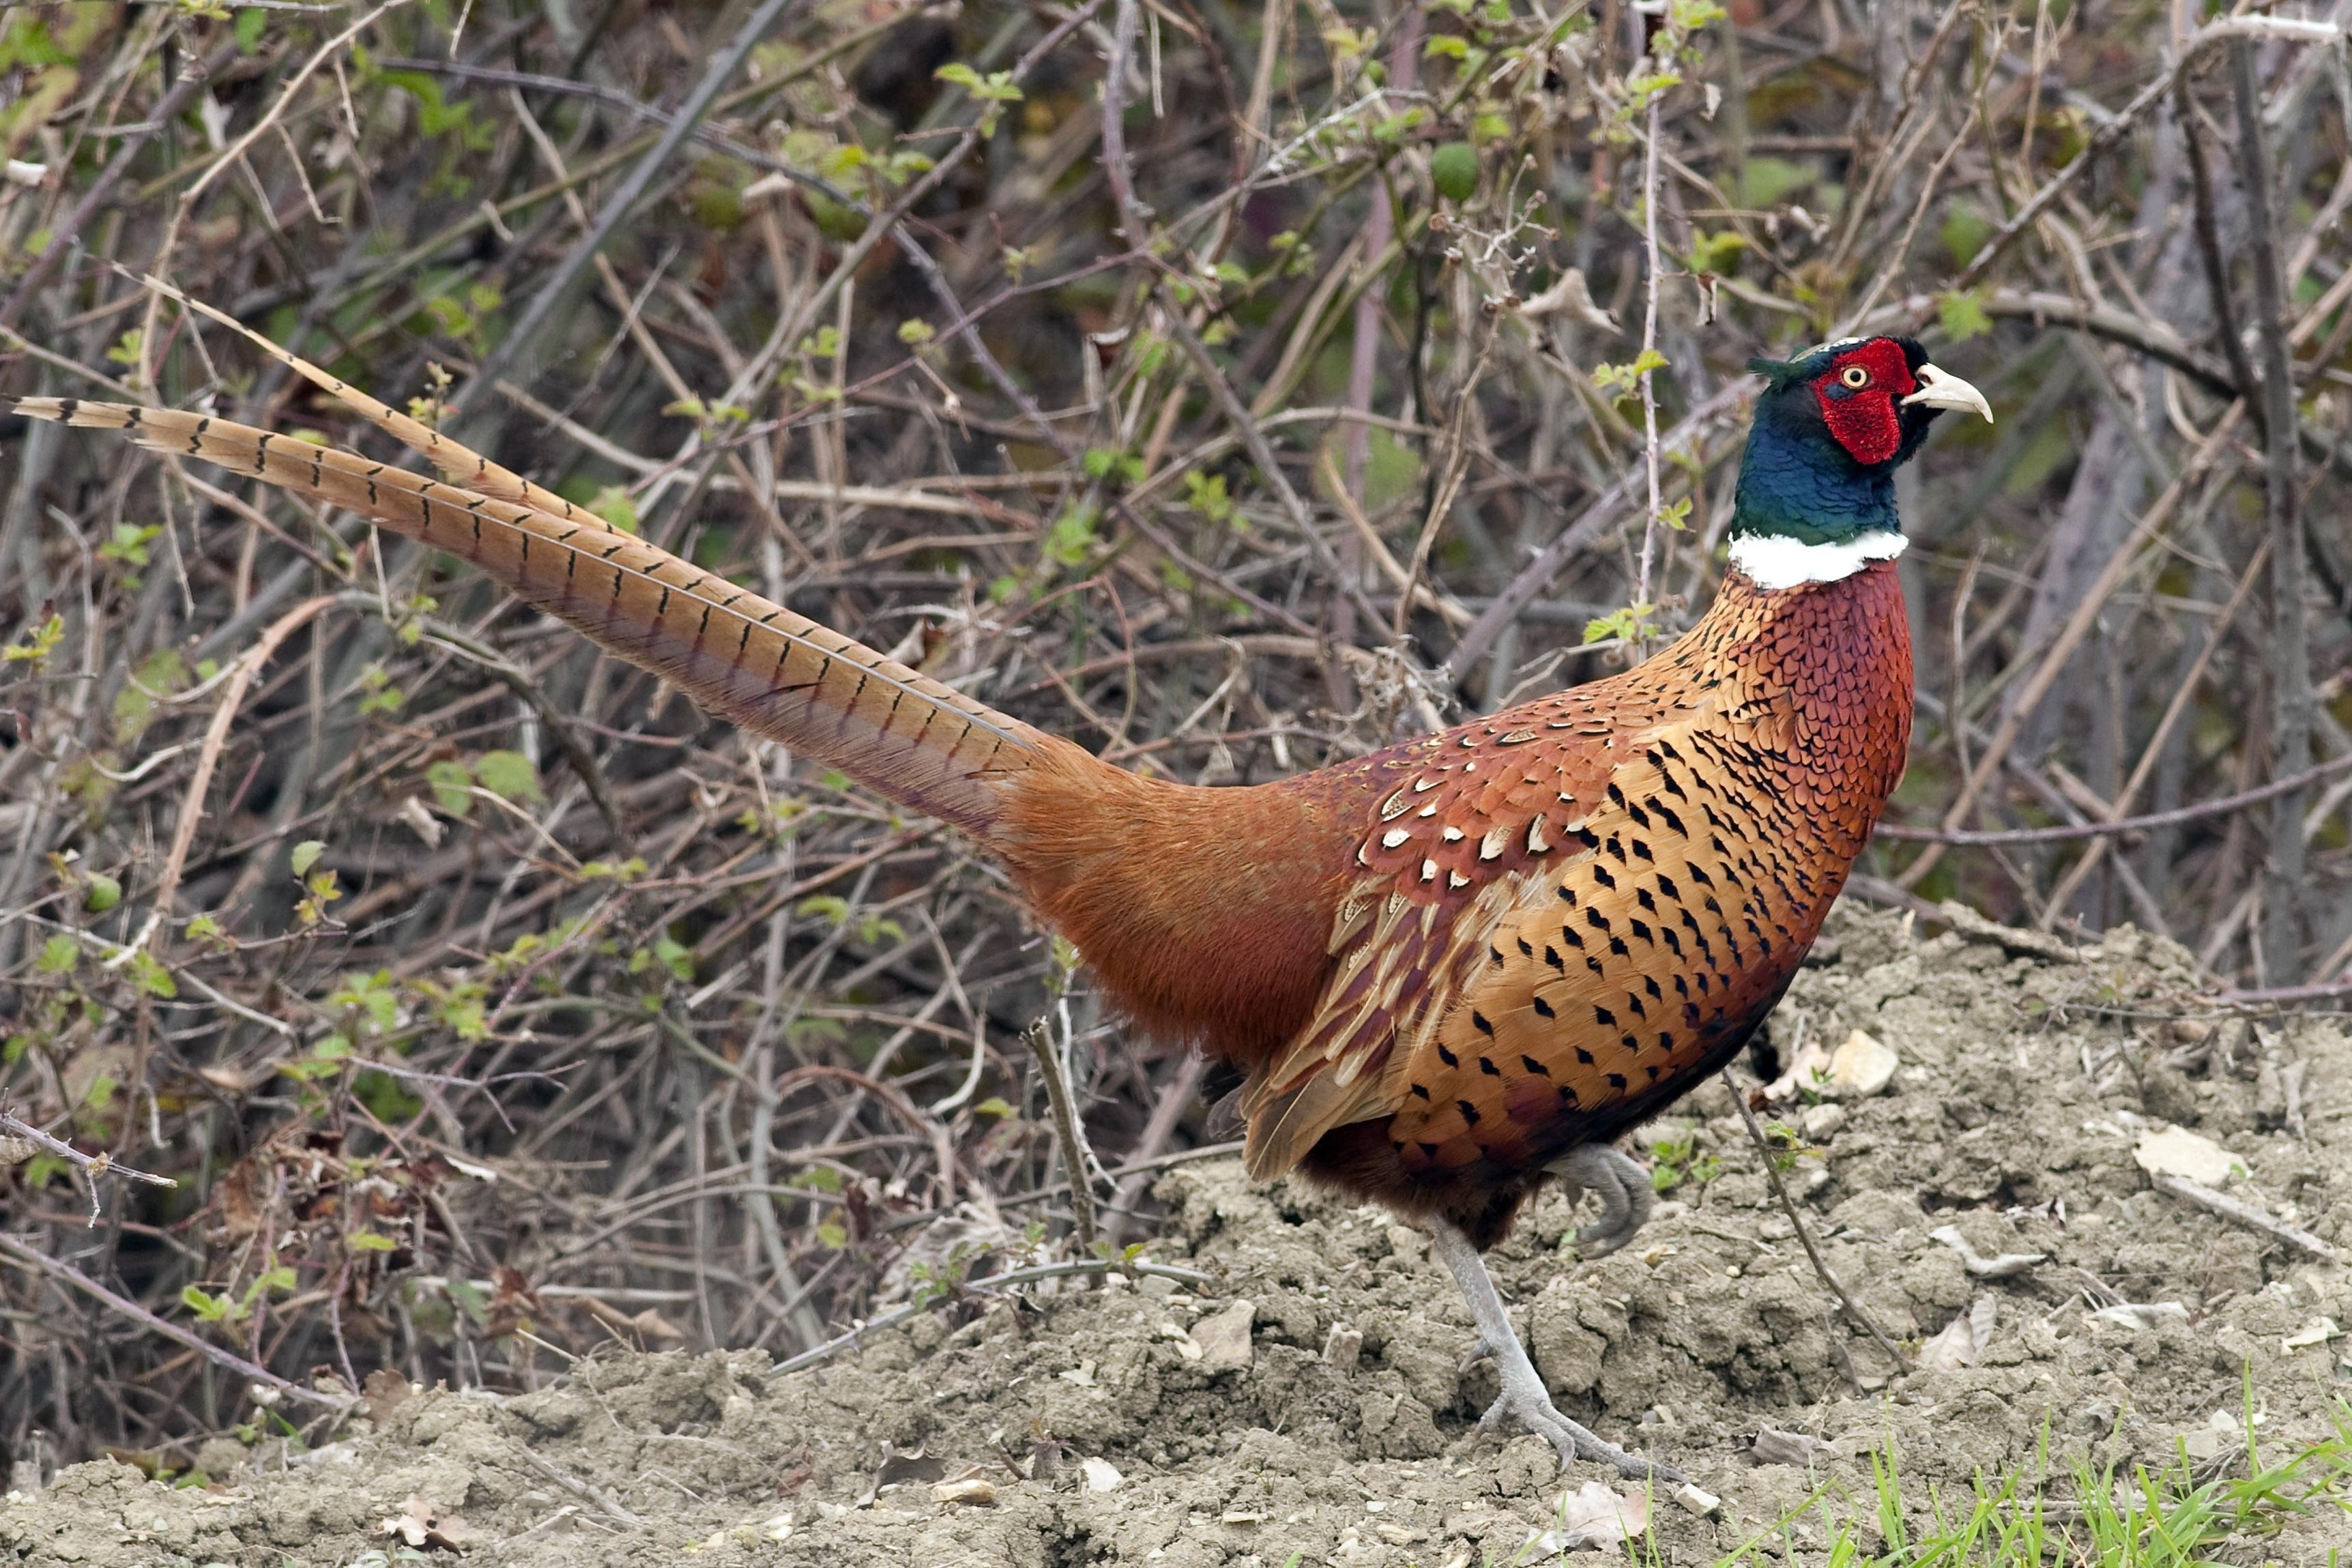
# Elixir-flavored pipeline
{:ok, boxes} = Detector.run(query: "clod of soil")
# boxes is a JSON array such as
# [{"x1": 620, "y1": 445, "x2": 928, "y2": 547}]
[{"x1": 7, "y1": 907, "x2": 2350, "y2": 1565}]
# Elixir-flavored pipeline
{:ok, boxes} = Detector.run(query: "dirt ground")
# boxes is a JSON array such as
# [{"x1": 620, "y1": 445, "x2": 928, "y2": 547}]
[{"x1": 7, "y1": 905, "x2": 2352, "y2": 1566}]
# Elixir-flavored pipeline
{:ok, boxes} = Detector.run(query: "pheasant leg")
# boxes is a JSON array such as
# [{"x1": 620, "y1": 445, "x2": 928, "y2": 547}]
[
  {"x1": 1546, "y1": 1143, "x2": 1656, "y2": 1259},
  {"x1": 1427, "y1": 1218, "x2": 1684, "y2": 1483}
]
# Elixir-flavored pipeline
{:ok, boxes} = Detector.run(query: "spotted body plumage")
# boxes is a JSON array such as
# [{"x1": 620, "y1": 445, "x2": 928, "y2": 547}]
[{"x1": 1232, "y1": 560, "x2": 1912, "y2": 1239}]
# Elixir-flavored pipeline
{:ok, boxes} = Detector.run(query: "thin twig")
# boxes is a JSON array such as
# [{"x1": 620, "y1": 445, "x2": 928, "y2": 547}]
[
  {"x1": 0, "y1": 1104, "x2": 179, "y2": 1225},
  {"x1": 1719, "y1": 1069, "x2": 1910, "y2": 1372},
  {"x1": 1021, "y1": 1017, "x2": 1099, "y2": 1254},
  {"x1": 2228, "y1": 35, "x2": 2314, "y2": 984},
  {"x1": 0, "y1": 1232, "x2": 341, "y2": 1407},
  {"x1": 2151, "y1": 1173, "x2": 2336, "y2": 1260}
]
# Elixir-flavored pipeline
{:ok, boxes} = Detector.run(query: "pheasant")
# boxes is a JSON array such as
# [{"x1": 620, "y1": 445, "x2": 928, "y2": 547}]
[{"x1": 9, "y1": 304, "x2": 1988, "y2": 1478}]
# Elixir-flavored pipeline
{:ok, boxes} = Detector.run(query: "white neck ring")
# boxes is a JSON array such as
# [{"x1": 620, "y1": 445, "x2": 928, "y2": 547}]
[{"x1": 1726, "y1": 529, "x2": 1907, "y2": 591}]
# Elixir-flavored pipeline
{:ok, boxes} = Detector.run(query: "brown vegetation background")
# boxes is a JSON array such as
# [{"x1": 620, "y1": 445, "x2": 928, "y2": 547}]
[{"x1": 0, "y1": 0, "x2": 2347, "y2": 1470}]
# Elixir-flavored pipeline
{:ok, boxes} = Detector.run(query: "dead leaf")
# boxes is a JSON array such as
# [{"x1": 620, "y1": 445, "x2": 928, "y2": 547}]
[
  {"x1": 1517, "y1": 268, "x2": 1619, "y2": 332},
  {"x1": 876, "y1": 1444, "x2": 944, "y2": 1487},
  {"x1": 484, "y1": 1266, "x2": 541, "y2": 1340},
  {"x1": 1749, "y1": 1425, "x2": 1824, "y2": 1466},
  {"x1": 1920, "y1": 1295, "x2": 1997, "y2": 1373},
  {"x1": 380, "y1": 1494, "x2": 471, "y2": 1552},
  {"x1": 360, "y1": 1367, "x2": 416, "y2": 1424},
  {"x1": 1533, "y1": 1481, "x2": 1649, "y2": 1552}
]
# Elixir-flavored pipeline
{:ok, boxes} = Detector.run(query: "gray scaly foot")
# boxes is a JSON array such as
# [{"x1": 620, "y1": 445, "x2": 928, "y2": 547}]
[{"x1": 1427, "y1": 1217, "x2": 1685, "y2": 1483}]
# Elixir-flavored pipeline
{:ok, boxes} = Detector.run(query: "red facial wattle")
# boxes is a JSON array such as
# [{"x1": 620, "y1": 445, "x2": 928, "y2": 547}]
[{"x1": 1813, "y1": 339, "x2": 1917, "y2": 465}]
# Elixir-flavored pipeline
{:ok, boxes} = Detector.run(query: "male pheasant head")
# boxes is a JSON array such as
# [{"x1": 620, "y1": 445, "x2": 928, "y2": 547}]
[{"x1": 1728, "y1": 336, "x2": 1990, "y2": 590}]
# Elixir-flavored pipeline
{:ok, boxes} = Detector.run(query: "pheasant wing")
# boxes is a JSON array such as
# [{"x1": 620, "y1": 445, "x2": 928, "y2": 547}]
[{"x1": 1237, "y1": 686, "x2": 1649, "y2": 1179}]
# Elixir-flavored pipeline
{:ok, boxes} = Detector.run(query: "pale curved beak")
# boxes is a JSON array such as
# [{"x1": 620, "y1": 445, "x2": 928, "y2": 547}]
[{"x1": 1902, "y1": 362, "x2": 1994, "y2": 422}]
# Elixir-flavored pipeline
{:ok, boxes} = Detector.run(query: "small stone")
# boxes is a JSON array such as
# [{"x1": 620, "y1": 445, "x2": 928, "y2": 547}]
[
  {"x1": 2132, "y1": 1125, "x2": 2248, "y2": 1187},
  {"x1": 1080, "y1": 1458, "x2": 1124, "y2": 1493},
  {"x1": 1323, "y1": 1324, "x2": 1363, "y2": 1374},
  {"x1": 1827, "y1": 1029, "x2": 1899, "y2": 1097},
  {"x1": 932, "y1": 1479, "x2": 996, "y2": 1506},
  {"x1": 1674, "y1": 1483, "x2": 1722, "y2": 1518},
  {"x1": 2181, "y1": 1429, "x2": 2230, "y2": 1462},
  {"x1": 1800, "y1": 1103, "x2": 1846, "y2": 1141},
  {"x1": 1191, "y1": 1299, "x2": 1256, "y2": 1374},
  {"x1": 2282, "y1": 1317, "x2": 2342, "y2": 1353}
]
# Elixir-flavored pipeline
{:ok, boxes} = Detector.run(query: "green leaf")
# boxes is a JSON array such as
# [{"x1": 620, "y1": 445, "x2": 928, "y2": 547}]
[
  {"x1": 1182, "y1": 471, "x2": 1234, "y2": 525},
  {"x1": 1582, "y1": 602, "x2": 1657, "y2": 645},
  {"x1": 1591, "y1": 349, "x2": 1670, "y2": 399},
  {"x1": 1043, "y1": 505, "x2": 1100, "y2": 568},
  {"x1": 814, "y1": 1219, "x2": 849, "y2": 1248},
  {"x1": 1938, "y1": 289, "x2": 1993, "y2": 344},
  {"x1": 2, "y1": 613, "x2": 63, "y2": 667},
  {"x1": 933, "y1": 62, "x2": 1023, "y2": 102},
  {"x1": 972, "y1": 1097, "x2": 1018, "y2": 1119},
  {"x1": 182, "y1": 1285, "x2": 234, "y2": 1324},
  {"x1": 37, "y1": 933, "x2": 77, "y2": 974},
  {"x1": 125, "y1": 951, "x2": 176, "y2": 1000},
  {"x1": 796, "y1": 894, "x2": 851, "y2": 926},
  {"x1": 112, "y1": 649, "x2": 188, "y2": 741},
  {"x1": 654, "y1": 935, "x2": 694, "y2": 983},
  {"x1": 472, "y1": 750, "x2": 543, "y2": 805},
  {"x1": 290, "y1": 841, "x2": 325, "y2": 877},
  {"x1": 1081, "y1": 448, "x2": 1144, "y2": 485},
  {"x1": 446, "y1": 1276, "x2": 489, "y2": 1326},
  {"x1": 349, "y1": 1231, "x2": 398, "y2": 1253},
  {"x1": 587, "y1": 484, "x2": 640, "y2": 534},
  {"x1": 1940, "y1": 201, "x2": 1993, "y2": 269},
  {"x1": 1737, "y1": 156, "x2": 1812, "y2": 209},
  {"x1": 353, "y1": 1069, "x2": 424, "y2": 1124},
  {"x1": 426, "y1": 760, "x2": 474, "y2": 816},
  {"x1": 1686, "y1": 229, "x2": 1746, "y2": 276}
]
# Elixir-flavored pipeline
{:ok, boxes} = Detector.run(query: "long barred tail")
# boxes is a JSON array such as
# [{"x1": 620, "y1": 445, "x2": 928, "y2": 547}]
[{"x1": 10, "y1": 394, "x2": 1067, "y2": 839}]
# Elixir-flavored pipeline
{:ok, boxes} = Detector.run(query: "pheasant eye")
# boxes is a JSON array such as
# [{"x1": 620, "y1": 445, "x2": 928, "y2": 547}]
[{"x1": 1839, "y1": 365, "x2": 1870, "y2": 389}]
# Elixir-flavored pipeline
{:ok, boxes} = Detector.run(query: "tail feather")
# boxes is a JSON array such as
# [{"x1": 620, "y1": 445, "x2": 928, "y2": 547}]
[
  {"x1": 131, "y1": 269, "x2": 581, "y2": 521},
  {"x1": 13, "y1": 395, "x2": 1057, "y2": 837}
]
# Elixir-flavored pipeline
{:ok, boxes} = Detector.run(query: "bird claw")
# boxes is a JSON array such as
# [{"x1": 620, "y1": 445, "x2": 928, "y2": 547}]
[
  {"x1": 1426, "y1": 1215, "x2": 1683, "y2": 1487},
  {"x1": 1479, "y1": 1386, "x2": 1687, "y2": 1485},
  {"x1": 1458, "y1": 1335, "x2": 1505, "y2": 1374},
  {"x1": 1547, "y1": 1142, "x2": 1656, "y2": 1260}
]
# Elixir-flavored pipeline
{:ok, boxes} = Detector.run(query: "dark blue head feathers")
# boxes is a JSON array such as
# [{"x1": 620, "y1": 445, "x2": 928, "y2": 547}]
[{"x1": 1731, "y1": 336, "x2": 1949, "y2": 545}]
